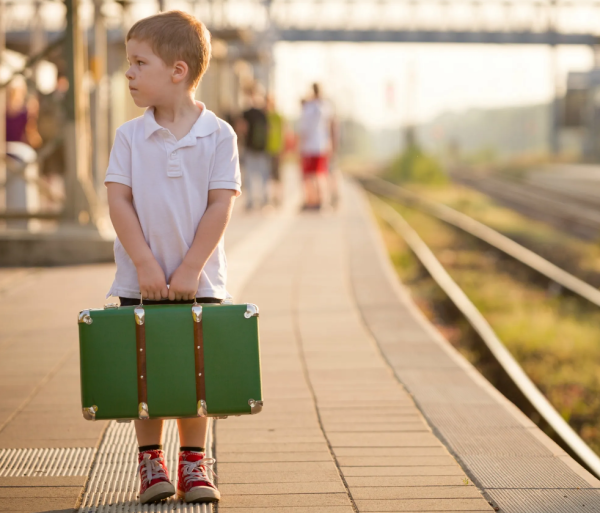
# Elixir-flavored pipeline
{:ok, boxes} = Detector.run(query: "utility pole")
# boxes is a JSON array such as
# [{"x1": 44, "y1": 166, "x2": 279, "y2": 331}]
[
  {"x1": 548, "y1": 0, "x2": 561, "y2": 157},
  {"x1": 63, "y1": 0, "x2": 96, "y2": 225},
  {"x1": 0, "y1": 0, "x2": 6, "y2": 214},
  {"x1": 92, "y1": 0, "x2": 109, "y2": 194}
]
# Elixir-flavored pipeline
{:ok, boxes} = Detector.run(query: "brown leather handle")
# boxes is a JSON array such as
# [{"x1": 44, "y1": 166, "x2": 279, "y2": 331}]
[
  {"x1": 135, "y1": 307, "x2": 149, "y2": 419},
  {"x1": 193, "y1": 318, "x2": 206, "y2": 409}
]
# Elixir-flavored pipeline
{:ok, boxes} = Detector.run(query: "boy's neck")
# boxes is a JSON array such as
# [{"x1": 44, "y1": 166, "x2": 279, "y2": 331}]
[
  {"x1": 152, "y1": 92, "x2": 203, "y2": 140},
  {"x1": 153, "y1": 92, "x2": 200, "y2": 124}
]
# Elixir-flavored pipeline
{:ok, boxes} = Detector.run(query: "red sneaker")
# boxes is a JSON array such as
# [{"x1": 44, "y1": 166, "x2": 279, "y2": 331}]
[
  {"x1": 137, "y1": 450, "x2": 175, "y2": 504},
  {"x1": 177, "y1": 451, "x2": 220, "y2": 503}
]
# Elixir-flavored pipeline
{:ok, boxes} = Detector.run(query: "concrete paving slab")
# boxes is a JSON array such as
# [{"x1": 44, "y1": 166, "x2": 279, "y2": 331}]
[
  {"x1": 217, "y1": 451, "x2": 332, "y2": 463},
  {"x1": 345, "y1": 476, "x2": 474, "y2": 487},
  {"x1": 218, "y1": 493, "x2": 351, "y2": 508},
  {"x1": 217, "y1": 470, "x2": 342, "y2": 484},
  {"x1": 337, "y1": 456, "x2": 458, "y2": 467},
  {"x1": 353, "y1": 498, "x2": 494, "y2": 511},
  {"x1": 335, "y1": 447, "x2": 448, "y2": 457},
  {"x1": 0, "y1": 497, "x2": 77, "y2": 511},
  {"x1": 351, "y1": 485, "x2": 484, "y2": 500},
  {"x1": 219, "y1": 482, "x2": 347, "y2": 495},
  {"x1": 341, "y1": 466, "x2": 465, "y2": 477},
  {"x1": 216, "y1": 508, "x2": 354, "y2": 513}
]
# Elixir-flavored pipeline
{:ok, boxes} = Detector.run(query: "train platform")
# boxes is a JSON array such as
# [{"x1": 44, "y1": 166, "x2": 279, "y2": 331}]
[{"x1": 0, "y1": 179, "x2": 599, "y2": 512}]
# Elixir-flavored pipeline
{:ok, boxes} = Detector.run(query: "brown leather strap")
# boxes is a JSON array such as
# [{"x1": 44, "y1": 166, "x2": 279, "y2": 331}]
[
  {"x1": 193, "y1": 318, "x2": 206, "y2": 406},
  {"x1": 135, "y1": 309, "x2": 148, "y2": 415}
]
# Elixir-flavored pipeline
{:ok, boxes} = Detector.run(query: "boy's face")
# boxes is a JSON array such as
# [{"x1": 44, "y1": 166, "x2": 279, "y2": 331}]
[{"x1": 125, "y1": 39, "x2": 174, "y2": 107}]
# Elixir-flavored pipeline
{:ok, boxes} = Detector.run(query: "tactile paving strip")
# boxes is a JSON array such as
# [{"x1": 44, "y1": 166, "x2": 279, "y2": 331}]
[
  {"x1": 78, "y1": 420, "x2": 215, "y2": 513},
  {"x1": 0, "y1": 447, "x2": 95, "y2": 477}
]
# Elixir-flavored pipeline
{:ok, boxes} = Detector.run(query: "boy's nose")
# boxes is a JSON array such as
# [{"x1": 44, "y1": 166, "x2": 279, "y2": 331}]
[{"x1": 125, "y1": 67, "x2": 134, "y2": 80}]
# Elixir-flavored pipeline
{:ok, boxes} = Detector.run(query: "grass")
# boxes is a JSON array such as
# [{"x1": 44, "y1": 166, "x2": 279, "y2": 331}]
[{"x1": 371, "y1": 191, "x2": 600, "y2": 454}]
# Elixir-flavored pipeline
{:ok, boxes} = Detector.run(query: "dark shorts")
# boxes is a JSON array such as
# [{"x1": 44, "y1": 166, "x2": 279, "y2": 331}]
[
  {"x1": 302, "y1": 154, "x2": 329, "y2": 175},
  {"x1": 119, "y1": 297, "x2": 223, "y2": 307}
]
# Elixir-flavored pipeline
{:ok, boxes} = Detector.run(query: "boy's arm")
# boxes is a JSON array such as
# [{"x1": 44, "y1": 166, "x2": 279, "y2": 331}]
[
  {"x1": 168, "y1": 189, "x2": 237, "y2": 301},
  {"x1": 106, "y1": 182, "x2": 169, "y2": 300}
]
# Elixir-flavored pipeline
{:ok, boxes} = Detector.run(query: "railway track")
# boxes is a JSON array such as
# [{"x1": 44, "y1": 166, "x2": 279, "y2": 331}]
[
  {"x1": 451, "y1": 171, "x2": 600, "y2": 240},
  {"x1": 360, "y1": 174, "x2": 600, "y2": 478}
]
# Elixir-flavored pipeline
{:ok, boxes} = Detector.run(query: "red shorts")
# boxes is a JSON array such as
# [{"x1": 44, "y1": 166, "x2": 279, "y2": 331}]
[{"x1": 302, "y1": 154, "x2": 329, "y2": 175}]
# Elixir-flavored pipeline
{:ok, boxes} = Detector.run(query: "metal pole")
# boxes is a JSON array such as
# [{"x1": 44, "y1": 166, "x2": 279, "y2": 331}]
[
  {"x1": 63, "y1": 0, "x2": 96, "y2": 225},
  {"x1": 0, "y1": 0, "x2": 5, "y2": 214},
  {"x1": 92, "y1": 0, "x2": 108, "y2": 194},
  {"x1": 549, "y1": 0, "x2": 560, "y2": 157}
]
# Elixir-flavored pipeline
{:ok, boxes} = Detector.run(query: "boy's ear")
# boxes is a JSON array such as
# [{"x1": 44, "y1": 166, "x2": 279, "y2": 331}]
[{"x1": 172, "y1": 60, "x2": 189, "y2": 85}]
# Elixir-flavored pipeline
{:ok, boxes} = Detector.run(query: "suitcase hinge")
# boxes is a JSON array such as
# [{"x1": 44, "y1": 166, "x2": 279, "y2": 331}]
[
  {"x1": 138, "y1": 402, "x2": 149, "y2": 420},
  {"x1": 248, "y1": 399, "x2": 263, "y2": 414},
  {"x1": 244, "y1": 304, "x2": 259, "y2": 318},
  {"x1": 78, "y1": 310, "x2": 93, "y2": 325},
  {"x1": 82, "y1": 405, "x2": 98, "y2": 420},
  {"x1": 197, "y1": 400, "x2": 208, "y2": 417}
]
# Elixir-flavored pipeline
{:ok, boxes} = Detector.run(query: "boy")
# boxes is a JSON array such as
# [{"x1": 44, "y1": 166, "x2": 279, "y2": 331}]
[{"x1": 104, "y1": 10, "x2": 241, "y2": 504}]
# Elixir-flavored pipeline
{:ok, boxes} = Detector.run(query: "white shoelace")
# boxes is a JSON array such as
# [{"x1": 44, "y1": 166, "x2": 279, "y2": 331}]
[
  {"x1": 180, "y1": 457, "x2": 217, "y2": 487},
  {"x1": 138, "y1": 453, "x2": 168, "y2": 486}
]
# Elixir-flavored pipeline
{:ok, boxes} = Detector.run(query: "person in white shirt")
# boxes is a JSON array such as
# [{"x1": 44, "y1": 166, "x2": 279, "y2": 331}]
[
  {"x1": 299, "y1": 83, "x2": 334, "y2": 209},
  {"x1": 104, "y1": 10, "x2": 240, "y2": 505}
]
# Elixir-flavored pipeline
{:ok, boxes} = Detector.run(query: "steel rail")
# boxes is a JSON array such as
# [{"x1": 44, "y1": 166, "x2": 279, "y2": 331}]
[
  {"x1": 368, "y1": 192, "x2": 600, "y2": 478},
  {"x1": 360, "y1": 175, "x2": 600, "y2": 309}
]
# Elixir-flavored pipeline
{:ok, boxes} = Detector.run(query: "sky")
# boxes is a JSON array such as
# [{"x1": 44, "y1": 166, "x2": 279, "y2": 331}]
[{"x1": 273, "y1": 42, "x2": 595, "y2": 130}]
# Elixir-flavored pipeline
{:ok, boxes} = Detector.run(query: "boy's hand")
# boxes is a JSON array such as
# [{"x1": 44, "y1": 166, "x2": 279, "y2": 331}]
[
  {"x1": 168, "y1": 262, "x2": 200, "y2": 301},
  {"x1": 136, "y1": 258, "x2": 169, "y2": 300}
]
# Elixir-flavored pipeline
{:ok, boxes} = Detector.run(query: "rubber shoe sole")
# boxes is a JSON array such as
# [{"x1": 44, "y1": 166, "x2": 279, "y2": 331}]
[
  {"x1": 140, "y1": 481, "x2": 176, "y2": 504},
  {"x1": 178, "y1": 486, "x2": 221, "y2": 503}
]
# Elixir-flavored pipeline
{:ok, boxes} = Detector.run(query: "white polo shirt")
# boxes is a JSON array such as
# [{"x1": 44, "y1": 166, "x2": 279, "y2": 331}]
[
  {"x1": 104, "y1": 102, "x2": 241, "y2": 300},
  {"x1": 300, "y1": 99, "x2": 332, "y2": 155}
]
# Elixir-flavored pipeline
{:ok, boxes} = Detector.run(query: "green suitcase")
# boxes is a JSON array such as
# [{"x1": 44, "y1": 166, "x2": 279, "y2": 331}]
[{"x1": 78, "y1": 301, "x2": 262, "y2": 421}]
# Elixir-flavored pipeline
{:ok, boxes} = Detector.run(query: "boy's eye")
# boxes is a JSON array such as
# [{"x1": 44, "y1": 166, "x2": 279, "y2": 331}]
[{"x1": 138, "y1": 61, "x2": 144, "y2": 66}]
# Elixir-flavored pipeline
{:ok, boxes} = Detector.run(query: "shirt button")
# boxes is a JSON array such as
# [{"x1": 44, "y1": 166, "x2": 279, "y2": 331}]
[{"x1": 171, "y1": 152, "x2": 178, "y2": 159}]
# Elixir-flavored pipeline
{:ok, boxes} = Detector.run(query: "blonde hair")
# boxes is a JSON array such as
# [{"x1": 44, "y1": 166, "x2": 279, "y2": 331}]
[{"x1": 127, "y1": 10, "x2": 211, "y2": 89}]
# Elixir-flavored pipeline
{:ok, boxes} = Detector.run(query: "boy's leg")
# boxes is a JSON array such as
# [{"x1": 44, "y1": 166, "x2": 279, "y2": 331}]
[
  {"x1": 260, "y1": 153, "x2": 271, "y2": 207},
  {"x1": 177, "y1": 417, "x2": 210, "y2": 448},
  {"x1": 134, "y1": 418, "x2": 164, "y2": 446},
  {"x1": 134, "y1": 419, "x2": 175, "y2": 503},
  {"x1": 176, "y1": 418, "x2": 220, "y2": 503}
]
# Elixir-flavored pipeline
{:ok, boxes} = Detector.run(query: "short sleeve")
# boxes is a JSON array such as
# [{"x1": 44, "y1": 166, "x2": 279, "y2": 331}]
[
  {"x1": 209, "y1": 128, "x2": 242, "y2": 197},
  {"x1": 104, "y1": 129, "x2": 132, "y2": 188}
]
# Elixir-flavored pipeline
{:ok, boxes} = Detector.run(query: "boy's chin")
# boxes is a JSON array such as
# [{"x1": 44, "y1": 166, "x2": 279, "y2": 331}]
[{"x1": 130, "y1": 95, "x2": 150, "y2": 108}]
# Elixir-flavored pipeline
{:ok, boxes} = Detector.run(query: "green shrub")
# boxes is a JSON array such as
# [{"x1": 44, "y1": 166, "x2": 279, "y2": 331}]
[{"x1": 386, "y1": 145, "x2": 448, "y2": 185}]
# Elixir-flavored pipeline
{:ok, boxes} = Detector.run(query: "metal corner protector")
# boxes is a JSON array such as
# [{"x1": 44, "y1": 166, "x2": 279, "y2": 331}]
[
  {"x1": 82, "y1": 405, "x2": 98, "y2": 420},
  {"x1": 244, "y1": 303, "x2": 259, "y2": 318},
  {"x1": 248, "y1": 399, "x2": 263, "y2": 414},
  {"x1": 78, "y1": 310, "x2": 93, "y2": 325}
]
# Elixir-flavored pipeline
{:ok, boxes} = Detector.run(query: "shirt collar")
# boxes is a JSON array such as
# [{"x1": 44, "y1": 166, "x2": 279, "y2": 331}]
[{"x1": 143, "y1": 101, "x2": 219, "y2": 140}]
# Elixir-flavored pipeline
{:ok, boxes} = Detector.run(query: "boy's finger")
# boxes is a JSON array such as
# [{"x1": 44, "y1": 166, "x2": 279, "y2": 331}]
[
  {"x1": 168, "y1": 289, "x2": 176, "y2": 301},
  {"x1": 161, "y1": 286, "x2": 169, "y2": 299}
]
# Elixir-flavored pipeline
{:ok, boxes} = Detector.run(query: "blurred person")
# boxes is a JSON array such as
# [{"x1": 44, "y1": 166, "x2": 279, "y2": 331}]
[
  {"x1": 6, "y1": 75, "x2": 42, "y2": 149},
  {"x1": 299, "y1": 83, "x2": 334, "y2": 210},
  {"x1": 5, "y1": 75, "x2": 43, "y2": 225},
  {"x1": 265, "y1": 94, "x2": 285, "y2": 206},
  {"x1": 240, "y1": 85, "x2": 269, "y2": 210},
  {"x1": 105, "y1": 10, "x2": 241, "y2": 504},
  {"x1": 37, "y1": 74, "x2": 69, "y2": 211}
]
